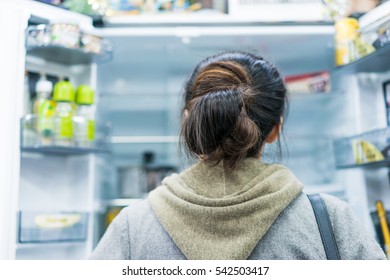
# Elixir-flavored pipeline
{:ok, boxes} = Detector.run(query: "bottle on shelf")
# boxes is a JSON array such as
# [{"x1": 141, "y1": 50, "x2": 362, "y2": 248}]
[
  {"x1": 335, "y1": 17, "x2": 375, "y2": 66},
  {"x1": 23, "y1": 71, "x2": 31, "y2": 117},
  {"x1": 74, "y1": 85, "x2": 95, "y2": 148},
  {"x1": 375, "y1": 200, "x2": 390, "y2": 259},
  {"x1": 22, "y1": 72, "x2": 36, "y2": 147},
  {"x1": 53, "y1": 80, "x2": 75, "y2": 147},
  {"x1": 32, "y1": 75, "x2": 54, "y2": 146}
]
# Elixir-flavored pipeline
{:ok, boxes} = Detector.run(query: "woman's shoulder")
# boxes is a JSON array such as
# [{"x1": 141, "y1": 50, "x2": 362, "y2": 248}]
[
  {"x1": 312, "y1": 193, "x2": 386, "y2": 260},
  {"x1": 317, "y1": 193, "x2": 349, "y2": 210},
  {"x1": 119, "y1": 198, "x2": 153, "y2": 220}
]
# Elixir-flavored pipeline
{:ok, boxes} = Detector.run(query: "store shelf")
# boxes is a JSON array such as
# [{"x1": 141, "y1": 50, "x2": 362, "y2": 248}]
[
  {"x1": 332, "y1": 44, "x2": 390, "y2": 75},
  {"x1": 21, "y1": 146, "x2": 109, "y2": 156},
  {"x1": 26, "y1": 45, "x2": 112, "y2": 65}
]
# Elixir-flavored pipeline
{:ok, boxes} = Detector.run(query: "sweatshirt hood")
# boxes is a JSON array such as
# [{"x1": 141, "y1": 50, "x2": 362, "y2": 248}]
[{"x1": 148, "y1": 158, "x2": 303, "y2": 260}]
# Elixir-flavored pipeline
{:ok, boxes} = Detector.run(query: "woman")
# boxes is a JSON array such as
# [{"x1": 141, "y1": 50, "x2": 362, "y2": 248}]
[{"x1": 90, "y1": 51, "x2": 385, "y2": 260}]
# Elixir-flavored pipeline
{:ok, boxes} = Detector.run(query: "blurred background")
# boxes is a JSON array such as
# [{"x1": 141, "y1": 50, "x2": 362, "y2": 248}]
[{"x1": 1, "y1": 0, "x2": 390, "y2": 259}]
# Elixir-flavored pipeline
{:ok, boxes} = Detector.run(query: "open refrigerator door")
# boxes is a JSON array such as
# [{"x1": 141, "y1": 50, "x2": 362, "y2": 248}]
[
  {"x1": 0, "y1": 0, "x2": 112, "y2": 260},
  {"x1": 0, "y1": 0, "x2": 27, "y2": 260}
]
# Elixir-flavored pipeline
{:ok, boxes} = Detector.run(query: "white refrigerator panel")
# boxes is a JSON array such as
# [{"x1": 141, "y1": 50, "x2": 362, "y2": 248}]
[{"x1": 0, "y1": 1, "x2": 28, "y2": 260}]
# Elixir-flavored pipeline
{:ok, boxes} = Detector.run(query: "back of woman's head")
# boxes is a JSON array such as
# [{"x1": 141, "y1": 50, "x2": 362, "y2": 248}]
[{"x1": 181, "y1": 51, "x2": 287, "y2": 169}]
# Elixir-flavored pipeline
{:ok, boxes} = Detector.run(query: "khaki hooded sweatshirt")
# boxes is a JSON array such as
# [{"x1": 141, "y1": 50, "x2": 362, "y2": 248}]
[
  {"x1": 90, "y1": 159, "x2": 386, "y2": 260},
  {"x1": 148, "y1": 158, "x2": 303, "y2": 259}
]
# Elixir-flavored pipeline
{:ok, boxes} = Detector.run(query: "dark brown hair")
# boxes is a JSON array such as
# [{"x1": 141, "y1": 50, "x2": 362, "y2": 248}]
[{"x1": 181, "y1": 51, "x2": 287, "y2": 169}]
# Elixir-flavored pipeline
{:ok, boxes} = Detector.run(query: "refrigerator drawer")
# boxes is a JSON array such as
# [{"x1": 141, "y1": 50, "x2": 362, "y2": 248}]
[{"x1": 18, "y1": 211, "x2": 88, "y2": 243}]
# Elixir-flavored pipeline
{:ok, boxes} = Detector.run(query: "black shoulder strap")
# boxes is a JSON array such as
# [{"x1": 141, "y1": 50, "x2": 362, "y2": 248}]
[{"x1": 307, "y1": 194, "x2": 341, "y2": 260}]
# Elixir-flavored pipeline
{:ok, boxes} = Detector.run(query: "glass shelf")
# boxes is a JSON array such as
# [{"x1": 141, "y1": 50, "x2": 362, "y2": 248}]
[
  {"x1": 110, "y1": 136, "x2": 179, "y2": 144},
  {"x1": 332, "y1": 44, "x2": 390, "y2": 75},
  {"x1": 21, "y1": 146, "x2": 109, "y2": 156},
  {"x1": 333, "y1": 127, "x2": 390, "y2": 169},
  {"x1": 104, "y1": 14, "x2": 333, "y2": 26},
  {"x1": 26, "y1": 45, "x2": 112, "y2": 65},
  {"x1": 21, "y1": 114, "x2": 110, "y2": 156},
  {"x1": 26, "y1": 24, "x2": 113, "y2": 65},
  {"x1": 17, "y1": 241, "x2": 86, "y2": 249},
  {"x1": 336, "y1": 159, "x2": 390, "y2": 169}
]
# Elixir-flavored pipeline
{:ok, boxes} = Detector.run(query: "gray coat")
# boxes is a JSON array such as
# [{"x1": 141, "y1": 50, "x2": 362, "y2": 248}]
[{"x1": 90, "y1": 193, "x2": 386, "y2": 260}]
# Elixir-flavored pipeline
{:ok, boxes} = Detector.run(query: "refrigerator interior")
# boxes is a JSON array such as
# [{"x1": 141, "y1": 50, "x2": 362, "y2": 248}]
[
  {"x1": 4, "y1": 1, "x2": 390, "y2": 259},
  {"x1": 94, "y1": 28, "x2": 359, "y2": 235},
  {"x1": 95, "y1": 28, "x2": 390, "y2": 246}
]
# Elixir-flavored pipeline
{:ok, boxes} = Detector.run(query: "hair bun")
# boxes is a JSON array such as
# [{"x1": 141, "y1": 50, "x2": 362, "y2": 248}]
[
  {"x1": 192, "y1": 61, "x2": 251, "y2": 97},
  {"x1": 182, "y1": 51, "x2": 287, "y2": 169},
  {"x1": 220, "y1": 108, "x2": 261, "y2": 166},
  {"x1": 181, "y1": 87, "x2": 260, "y2": 169}
]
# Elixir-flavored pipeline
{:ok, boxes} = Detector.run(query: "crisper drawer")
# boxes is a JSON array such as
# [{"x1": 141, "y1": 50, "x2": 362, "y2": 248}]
[{"x1": 18, "y1": 212, "x2": 88, "y2": 243}]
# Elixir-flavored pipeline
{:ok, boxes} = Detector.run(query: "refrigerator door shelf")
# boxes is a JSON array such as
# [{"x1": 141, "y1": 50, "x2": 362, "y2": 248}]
[
  {"x1": 333, "y1": 127, "x2": 390, "y2": 169},
  {"x1": 26, "y1": 25, "x2": 113, "y2": 65},
  {"x1": 26, "y1": 44, "x2": 113, "y2": 66},
  {"x1": 21, "y1": 146, "x2": 109, "y2": 156},
  {"x1": 332, "y1": 44, "x2": 390, "y2": 75},
  {"x1": 336, "y1": 159, "x2": 390, "y2": 170},
  {"x1": 21, "y1": 114, "x2": 110, "y2": 155}
]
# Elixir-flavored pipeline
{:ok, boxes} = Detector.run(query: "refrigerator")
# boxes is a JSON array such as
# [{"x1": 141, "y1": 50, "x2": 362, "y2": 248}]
[{"x1": 1, "y1": 0, "x2": 389, "y2": 259}]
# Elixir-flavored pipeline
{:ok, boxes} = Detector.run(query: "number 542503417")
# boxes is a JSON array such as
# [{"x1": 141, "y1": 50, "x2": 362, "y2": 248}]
[{"x1": 215, "y1": 266, "x2": 269, "y2": 276}]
